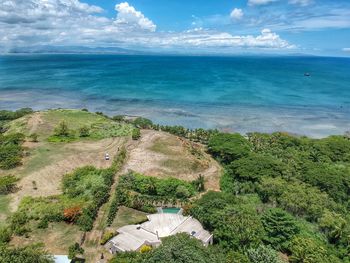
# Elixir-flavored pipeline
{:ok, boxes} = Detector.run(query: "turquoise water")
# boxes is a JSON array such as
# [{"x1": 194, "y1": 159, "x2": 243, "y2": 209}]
[
  {"x1": 0, "y1": 54, "x2": 350, "y2": 137},
  {"x1": 161, "y1": 208, "x2": 181, "y2": 214}
]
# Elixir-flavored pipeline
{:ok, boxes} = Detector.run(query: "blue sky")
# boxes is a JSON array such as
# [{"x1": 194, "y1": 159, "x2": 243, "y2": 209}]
[{"x1": 0, "y1": 0, "x2": 350, "y2": 56}]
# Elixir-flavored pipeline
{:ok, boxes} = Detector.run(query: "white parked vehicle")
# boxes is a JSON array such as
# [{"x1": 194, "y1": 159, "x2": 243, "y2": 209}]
[{"x1": 105, "y1": 153, "x2": 110, "y2": 160}]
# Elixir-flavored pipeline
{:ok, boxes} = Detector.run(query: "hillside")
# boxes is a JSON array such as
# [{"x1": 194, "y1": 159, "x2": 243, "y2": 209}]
[{"x1": 0, "y1": 109, "x2": 221, "y2": 262}]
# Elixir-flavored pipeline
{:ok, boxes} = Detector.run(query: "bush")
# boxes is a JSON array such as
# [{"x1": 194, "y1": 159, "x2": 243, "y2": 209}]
[
  {"x1": 0, "y1": 227, "x2": 12, "y2": 244},
  {"x1": 112, "y1": 115, "x2": 125, "y2": 122},
  {"x1": 0, "y1": 133, "x2": 25, "y2": 169},
  {"x1": 0, "y1": 243, "x2": 53, "y2": 263},
  {"x1": 54, "y1": 120, "x2": 70, "y2": 137},
  {"x1": 0, "y1": 175, "x2": 19, "y2": 194},
  {"x1": 68, "y1": 242, "x2": 84, "y2": 260},
  {"x1": 133, "y1": 117, "x2": 153, "y2": 129},
  {"x1": 140, "y1": 244, "x2": 152, "y2": 253},
  {"x1": 247, "y1": 245, "x2": 283, "y2": 263},
  {"x1": 100, "y1": 231, "x2": 114, "y2": 245},
  {"x1": 37, "y1": 218, "x2": 49, "y2": 229},
  {"x1": 29, "y1": 133, "x2": 39, "y2": 142},
  {"x1": 132, "y1": 128, "x2": 141, "y2": 140},
  {"x1": 78, "y1": 126, "x2": 90, "y2": 137}
]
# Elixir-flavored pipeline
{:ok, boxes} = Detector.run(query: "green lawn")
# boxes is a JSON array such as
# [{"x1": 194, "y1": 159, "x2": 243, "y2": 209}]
[{"x1": 111, "y1": 206, "x2": 148, "y2": 229}]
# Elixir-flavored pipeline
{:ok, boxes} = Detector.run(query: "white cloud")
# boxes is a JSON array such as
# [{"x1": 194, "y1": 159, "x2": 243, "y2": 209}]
[
  {"x1": 230, "y1": 8, "x2": 244, "y2": 20},
  {"x1": 248, "y1": 0, "x2": 277, "y2": 6},
  {"x1": 0, "y1": 0, "x2": 295, "y2": 52},
  {"x1": 289, "y1": 0, "x2": 313, "y2": 6},
  {"x1": 343, "y1": 48, "x2": 350, "y2": 52},
  {"x1": 115, "y1": 2, "x2": 156, "y2": 32}
]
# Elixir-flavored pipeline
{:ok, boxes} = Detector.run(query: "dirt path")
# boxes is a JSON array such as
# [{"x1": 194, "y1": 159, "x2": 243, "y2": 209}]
[
  {"x1": 27, "y1": 112, "x2": 44, "y2": 134},
  {"x1": 9, "y1": 137, "x2": 127, "y2": 211}
]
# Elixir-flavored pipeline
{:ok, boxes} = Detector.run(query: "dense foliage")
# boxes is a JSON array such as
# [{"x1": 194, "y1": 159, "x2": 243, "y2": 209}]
[
  {"x1": 0, "y1": 244, "x2": 53, "y2": 263},
  {"x1": 191, "y1": 132, "x2": 350, "y2": 262},
  {"x1": 110, "y1": 233, "x2": 226, "y2": 263},
  {"x1": 0, "y1": 133, "x2": 25, "y2": 169},
  {"x1": 106, "y1": 172, "x2": 198, "y2": 225}
]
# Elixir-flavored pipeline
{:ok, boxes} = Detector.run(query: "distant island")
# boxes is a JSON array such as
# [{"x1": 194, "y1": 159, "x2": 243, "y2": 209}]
[{"x1": 1, "y1": 108, "x2": 350, "y2": 263}]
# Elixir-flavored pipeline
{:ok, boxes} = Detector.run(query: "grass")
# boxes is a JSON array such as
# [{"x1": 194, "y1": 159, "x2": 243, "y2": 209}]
[
  {"x1": 0, "y1": 195, "x2": 10, "y2": 226},
  {"x1": 161, "y1": 158, "x2": 205, "y2": 174},
  {"x1": 110, "y1": 206, "x2": 148, "y2": 229},
  {"x1": 149, "y1": 136, "x2": 180, "y2": 156},
  {"x1": 149, "y1": 135, "x2": 208, "y2": 176},
  {"x1": 10, "y1": 222, "x2": 82, "y2": 254}
]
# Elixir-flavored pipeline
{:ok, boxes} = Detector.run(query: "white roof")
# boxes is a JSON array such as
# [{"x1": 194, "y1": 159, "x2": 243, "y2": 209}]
[{"x1": 107, "y1": 213, "x2": 212, "y2": 252}]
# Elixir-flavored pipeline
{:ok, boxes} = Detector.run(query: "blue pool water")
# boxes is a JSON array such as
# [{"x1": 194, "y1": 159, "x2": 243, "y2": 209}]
[{"x1": 0, "y1": 54, "x2": 349, "y2": 137}]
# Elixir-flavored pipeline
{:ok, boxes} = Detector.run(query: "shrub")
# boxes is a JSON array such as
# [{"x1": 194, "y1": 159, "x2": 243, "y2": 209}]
[
  {"x1": 37, "y1": 218, "x2": 49, "y2": 229},
  {"x1": 54, "y1": 120, "x2": 70, "y2": 137},
  {"x1": 132, "y1": 128, "x2": 141, "y2": 140},
  {"x1": 0, "y1": 133, "x2": 25, "y2": 169},
  {"x1": 140, "y1": 244, "x2": 152, "y2": 253},
  {"x1": 133, "y1": 117, "x2": 153, "y2": 129},
  {"x1": 100, "y1": 231, "x2": 114, "y2": 245},
  {"x1": 0, "y1": 175, "x2": 19, "y2": 194},
  {"x1": 63, "y1": 206, "x2": 82, "y2": 223},
  {"x1": 78, "y1": 126, "x2": 90, "y2": 137},
  {"x1": 0, "y1": 226, "x2": 12, "y2": 244},
  {"x1": 247, "y1": 245, "x2": 283, "y2": 263},
  {"x1": 68, "y1": 242, "x2": 84, "y2": 260},
  {"x1": 112, "y1": 115, "x2": 125, "y2": 122},
  {"x1": 29, "y1": 133, "x2": 39, "y2": 142}
]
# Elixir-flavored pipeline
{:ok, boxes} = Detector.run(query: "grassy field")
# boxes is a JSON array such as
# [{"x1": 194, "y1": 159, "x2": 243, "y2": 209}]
[
  {"x1": 110, "y1": 206, "x2": 148, "y2": 229},
  {"x1": 10, "y1": 222, "x2": 83, "y2": 254}
]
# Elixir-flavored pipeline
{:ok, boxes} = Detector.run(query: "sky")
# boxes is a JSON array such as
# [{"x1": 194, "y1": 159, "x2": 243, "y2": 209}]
[{"x1": 0, "y1": 0, "x2": 350, "y2": 56}]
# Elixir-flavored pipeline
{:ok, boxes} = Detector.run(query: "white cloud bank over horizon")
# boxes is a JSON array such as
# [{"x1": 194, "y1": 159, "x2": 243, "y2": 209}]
[{"x1": 0, "y1": 0, "x2": 295, "y2": 53}]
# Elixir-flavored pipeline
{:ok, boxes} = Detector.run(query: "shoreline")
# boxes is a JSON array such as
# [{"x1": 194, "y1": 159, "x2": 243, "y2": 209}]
[{"x1": 2, "y1": 106, "x2": 349, "y2": 139}]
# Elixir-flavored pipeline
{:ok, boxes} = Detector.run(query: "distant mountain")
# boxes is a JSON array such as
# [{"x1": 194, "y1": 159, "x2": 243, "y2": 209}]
[{"x1": 7, "y1": 45, "x2": 146, "y2": 54}]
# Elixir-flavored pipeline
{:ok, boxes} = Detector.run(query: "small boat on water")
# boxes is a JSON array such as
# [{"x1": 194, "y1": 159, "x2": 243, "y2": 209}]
[{"x1": 304, "y1": 72, "x2": 311, "y2": 76}]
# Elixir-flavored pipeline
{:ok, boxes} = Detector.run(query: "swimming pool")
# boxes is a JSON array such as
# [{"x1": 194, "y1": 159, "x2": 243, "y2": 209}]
[{"x1": 161, "y1": 207, "x2": 181, "y2": 214}]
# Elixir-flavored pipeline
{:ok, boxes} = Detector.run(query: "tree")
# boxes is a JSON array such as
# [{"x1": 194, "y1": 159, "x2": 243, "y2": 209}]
[
  {"x1": 226, "y1": 153, "x2": 287, "y2": 182},
  {"x1": 319, "y1": 210, "x2": 347, "y2": 244},
  {"x1": 208, "y1": 133, "x2": 251, "y2": 164},
  {"x1": 192, "y1": 174, "x2": 205, "y2": 192},
  {"x1": 68, "y1": 242, "x2": 84, "y2": 260},
  {"x1": 0, "y1": 243, "x2": 53, "y2": 263},
  {"x1": 262, "y1": 208, "x2": 300, "y2": 251},
  {"x1": 142, "y1": 233, "x2": 226, "y2": 263},
  {"x1": 63, "y1": 206, "x2": 82, "y2": 222},
  {"x1": 175, "y1": 185, "x2": 191, "y2": 199},
  {"x1": 54, "y1": 120, "x2": 69, "y2": 137},
  {"x1": 213, "y1": 210, "x2": 265, "y2": 250},
  {"x1": 247, "y1": 245, "x2": 283, "y2": 263},
  {"x1": 289, "y1": 236, "x2": 332, "y2": 263},
  {"x1": 78, "y1": 126, "x2": 90, "y2": 137}
]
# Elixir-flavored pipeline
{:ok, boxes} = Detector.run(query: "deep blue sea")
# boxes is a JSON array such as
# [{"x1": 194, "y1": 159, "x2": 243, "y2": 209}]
[{"x1": 1, "y1": 54, "x2": 350, "y2": 137}]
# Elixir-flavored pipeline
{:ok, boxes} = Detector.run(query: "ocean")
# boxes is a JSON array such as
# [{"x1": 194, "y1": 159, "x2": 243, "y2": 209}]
[{"x1": 0, "y1": 54, "x2": 349, "y2": 138}]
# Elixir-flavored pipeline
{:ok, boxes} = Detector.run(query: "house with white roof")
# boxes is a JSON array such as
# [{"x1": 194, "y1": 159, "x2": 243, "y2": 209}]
[{"x1": 105, "y1": 213, "x2": 213, "y2": 254}]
